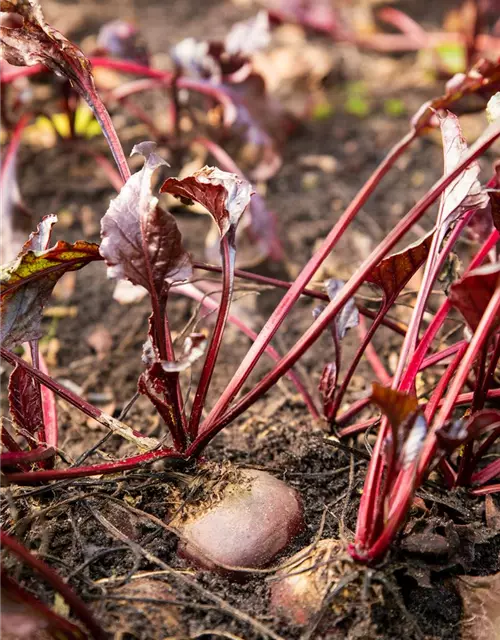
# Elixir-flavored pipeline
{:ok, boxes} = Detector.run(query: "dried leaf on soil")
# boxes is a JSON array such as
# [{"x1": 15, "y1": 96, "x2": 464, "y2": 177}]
[{"x1": 456, "y1": 573, "x2": 500, "y2": 640}]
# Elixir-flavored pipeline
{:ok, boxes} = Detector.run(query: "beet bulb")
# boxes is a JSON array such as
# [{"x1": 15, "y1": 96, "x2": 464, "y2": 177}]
[
  {"x1": 172, "y1": 467, "x2": 303, "y2": 573},
  {"x1": 270, "y1": 538, "x2": 349, "y2": 625}
]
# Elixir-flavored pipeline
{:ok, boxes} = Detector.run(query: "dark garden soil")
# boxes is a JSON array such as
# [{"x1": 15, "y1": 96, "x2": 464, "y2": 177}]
[{"x1": 2, "y1": 1, "x2": 500, "y2": 639}]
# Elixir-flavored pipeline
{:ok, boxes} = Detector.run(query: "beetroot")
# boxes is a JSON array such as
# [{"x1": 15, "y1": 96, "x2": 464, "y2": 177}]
[
  {"x1": 270, "y1": 538, "x2": 348, "y2": 625},
  {"x1": 172, "y1": 467, "x2": 303, "y2": 573}
]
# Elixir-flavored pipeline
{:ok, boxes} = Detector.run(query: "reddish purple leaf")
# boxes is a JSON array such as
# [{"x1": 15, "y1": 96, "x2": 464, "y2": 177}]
[
  {"x1": 371, "y1": 383, "x2": 426, "y2": 469},
  {"x1": 100, "y1": 142, "x2": 192, "y2": 298},
  {"x1": 0, "y1": 0, "x2": 97, "y2": 102},
  {"x1": 0, "y1": 0, "x2": 129, "y2": 180},
  {"x1": 137, "y1": 362, "x2": 185, "y2": 451},
  {"x1": 365, "y1": 232, "x2": 434, "y2": 301},
  {"x1": 8, "y1": 362, "x2": 44, "y2": 448},
  {"x1": 97, "y1": 20, "x2": 150, "y2": 66},
  {"x1": 0, "y1": 216, "x2": 101, "y2": 348},
  {"x1": 161, "y1": 165, "x2": 252, "y2": 238},
  {"x1": 448, "y1": 263, "x2": 500, "y2": 331}
]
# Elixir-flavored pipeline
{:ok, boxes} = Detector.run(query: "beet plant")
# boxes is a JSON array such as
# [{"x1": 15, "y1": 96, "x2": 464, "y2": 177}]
[{"x1": 2, "y1": 1, "x2": 500, "y2": 637}]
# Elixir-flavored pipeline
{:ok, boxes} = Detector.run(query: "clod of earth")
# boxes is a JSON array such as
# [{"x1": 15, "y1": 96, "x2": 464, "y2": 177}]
[{"x1": 172, "y1": 468, "x2": 303, "y2": 573}]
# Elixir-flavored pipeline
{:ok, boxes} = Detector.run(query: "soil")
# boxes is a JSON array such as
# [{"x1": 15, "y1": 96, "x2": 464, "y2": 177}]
[{"x1": 2, "y1": 1, "x2": 500, "y2": 639}]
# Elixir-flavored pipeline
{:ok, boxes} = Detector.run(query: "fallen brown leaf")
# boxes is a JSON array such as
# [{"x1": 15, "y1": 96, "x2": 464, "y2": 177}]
[{"x1": 456, "y1": 573, "x2": 500, "y2": 640}]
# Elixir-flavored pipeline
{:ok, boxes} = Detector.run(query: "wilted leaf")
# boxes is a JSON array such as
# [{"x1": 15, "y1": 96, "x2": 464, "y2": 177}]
[
  {"x1": 0, "y1": 0, "x2": 96, "y2": 105},
  {"x1": 436, "y1": 112, "x2": 488, "y2": 240},
  {"x1": 8, "y1": 363, "x2": 44, "y2": 448},
  {"x1": 325, "y1": 279, "x2": 359, "y2": 339},
  {"x1": 100, "y1": 141, "x2": 192, "y2": 299},
  {"x1": 0, "y1": 216, "x2": 100, "y2": 348},
  {"x1": 457, "y1": 573, "x2": 500, "y2": 640},
  {"x1": 371, "y1": 384, "x2": 419, "y2": 430},
  {"x1": 100, "y1": 578, "x2": 185, "y2": 636},
  {"x1": 161, "y1": 332, "x2": 207, "y2": 372},
  {"x1": 448, "y1": 263, "x2": 500, "y2": 331},
  {"x1": 365, "y1": 232, "x2": 434, "y2": 301},
  {"x1": 161, "y1": 165, "x2": 252, "y2": 238},
  {"x1": 96, "y1": 20, "x2": 150, "y2": 66}
]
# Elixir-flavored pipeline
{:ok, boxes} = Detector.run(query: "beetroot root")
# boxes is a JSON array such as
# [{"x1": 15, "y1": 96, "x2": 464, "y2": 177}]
[{"x1": 173, "y1": 467, "x2": 304, "y2": 573}]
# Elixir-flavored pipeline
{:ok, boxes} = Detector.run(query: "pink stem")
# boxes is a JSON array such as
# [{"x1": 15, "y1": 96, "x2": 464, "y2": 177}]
[
  {"x1": 193, "y1": 261, "x2": 406, "y2": 336},
  {"x1": 195, "y1": 130, "x2": 418, "y2": 439},
  {"x1": 173, "y1": 283, "x2": 319, "y2": 418},
  {"x1": 3, "y1": 448, "x2": 181, "y2": 484},
  {"x1": 193, "y1": 121, "x2": 500, "y2": 457},
  {"x1": 188, "y1": 236, "x2": 234, "y2": 438},
  {"x1": 0, "y1": 348, "x2": 146, "y2": 441}
]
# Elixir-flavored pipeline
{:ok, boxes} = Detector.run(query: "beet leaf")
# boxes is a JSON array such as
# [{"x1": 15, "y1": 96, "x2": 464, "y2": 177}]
[{"x1": 0, "y1": 216, "x2": 100, "y2": 348}]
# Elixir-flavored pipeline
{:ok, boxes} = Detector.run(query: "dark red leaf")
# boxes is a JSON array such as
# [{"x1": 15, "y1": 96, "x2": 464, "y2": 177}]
[
  {"x1": 365, "y1": 232, "x2": 434, "y2": 301},
  {"x1": 448, "y1": 263, "x2": 500, "y2": 331},
  {"x1": 138, "y1": 362, "x2": 186, "y2": 451},
  {"x1": 8, "y1": 362, "x2": 44, "y2": 448},
  {"x1": 0, "y1": 216, "x2": 100, "y2": 348},
  {"x1": 0, "y1": 0, "x2": 96, "y2": 102},
  {"x1": 100, "y1": 142, "x2": 192, "y2": 299},
  {"x1": 161, "y1": 165, "x2": 252, "y2": 238},
  {"x1": 371, "y1": 383, "x2": 426, "y2": 469}
]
